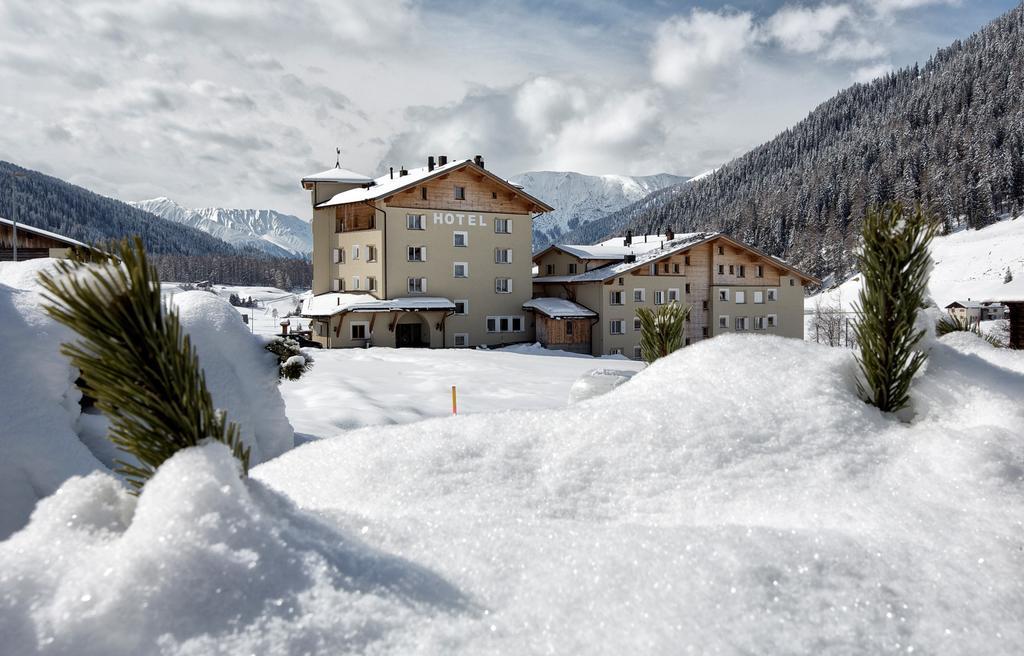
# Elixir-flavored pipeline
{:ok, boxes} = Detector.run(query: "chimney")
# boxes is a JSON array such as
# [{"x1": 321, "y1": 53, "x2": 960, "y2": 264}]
[
  {"x1": 427, "y1": 155, "x2": 435, "y2": 172},
  {"x1": 666, "y1": 224, "x2": 675, "y2": 241},
  {"x1": 438, "y1": 154, "x2": 448, "y2": 166},
  {"x1": 624, "y1": 229, "x2": 632, "y2": 247},
  {"x1": 389, "y1": 167, "x2": 394, "y2": 179},
  {"x1": 473, "y1": 154, "x2": 484, "y2": 168},
  {"x1": 399, "y1": 165, "x2": 408, "y2": 177}
]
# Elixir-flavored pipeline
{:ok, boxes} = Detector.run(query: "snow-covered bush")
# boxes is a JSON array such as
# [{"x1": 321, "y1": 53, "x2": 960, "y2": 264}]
[{"x1": 265, "y1": 335, "x2": 315, "y2": 380}]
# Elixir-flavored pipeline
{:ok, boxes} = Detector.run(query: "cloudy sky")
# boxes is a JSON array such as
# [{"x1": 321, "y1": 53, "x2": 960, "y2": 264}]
[{"x1": 0, "y1": 0, "x2": 1017, "y2": 218}]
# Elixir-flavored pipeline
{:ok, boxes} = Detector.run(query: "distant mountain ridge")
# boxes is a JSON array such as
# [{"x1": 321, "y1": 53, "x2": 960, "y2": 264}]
[
  {"x1": 0, "y1": 162, "x2": 236, "y2": 256},
  {"x1": 130, "y1": 197, "x2": 312, "y2": 258},
  {"x1": 573, "y1": 3, "x2": 1024, "y2": 281},
  {"x1": 509, "y1": 171, "x2": 688, "y2": 250}
]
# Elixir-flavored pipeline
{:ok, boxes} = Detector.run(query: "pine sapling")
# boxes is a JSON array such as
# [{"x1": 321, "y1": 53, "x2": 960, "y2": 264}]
[
  {"x1": 38, "y1": 238, "x2": 250, "y2": 492},
  {"x1": 852, "y1": 203, "x2": 939, "y2": 413},
  {"x1": 636, "y1": 301, "x2": 690, "y2": 364}
]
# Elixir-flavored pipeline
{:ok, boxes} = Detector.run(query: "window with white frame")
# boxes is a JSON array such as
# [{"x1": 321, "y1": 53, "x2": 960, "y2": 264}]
[
  {"x1": 753, "y1": 316, "x2": 766, "y2": 330},
  {"x1": 649, "y1": 263, "x2": 657, "y2": 275},
  {"x1": 486, "y1": 315, "x2": 525, "y2": 333},
  {"x1": 453, "y1": 262, "x2": 469, "y2": 278},
  {"x1": 568, "y1": 263, "x2": 578, "y2": 274},
  {"x1": 495, "y1": 278, "x2": 512, "y2": 294},
  {"x1": 495, "y1": 248, "x2": 513, "y2": 264},
  {"x1": 654, "y1": 290, "x2": 666, "y2": 305},
  {"x1": 454, "y1": 333, "x2": 469, "y2": 347},
  {"x1": 719, "y1": 315, "x2": 729, "y2": 329},
  {"x1": 350, "y1": 321, "x2": 369, "y2": 340},
  {"x1": 367, "y1": 245, "x2": 377, "y2": 262},
  {"x1": 495, "y1": 218, "x2": 512, "y2": 234},
  {"x1": 367, "y1": 276, "x2": 377, "y2": 292},
  {"x1": 755, "y1": 264, "x2": 764, "y2": 278},
  {"x1": 767, "y1": 288, "x2": 778, "y2": 301},
  {"x1": 668, "y1": 288, "x2": 680, "y2": 302},
  {"x1": 545, "y1": 263, "x2": 555, "y2": 275},
  {"x1": 609, "y1": 319, "x2": 625, "y2": 335},
  {"x1": 609, "y1": 347, "x2": 624, "y2": 356},
  {"x1": 332, "y1": 278, "x2": 341, "y2": 292},
  {"x1": 633, "y1": 288, "x2": 646, "y2": 302},
  {"x1": 352, "y1": 276, "x2": 360, "y2": 290},
  {"x1": 735, "y1": 316, "x2": 749, "y2": 331},
  {"x1": 454, "y1": 299, "x2": 468, "y2": 315},
  {"x1": 610, "y1": 290, "x2": 624, "y2": 305},
  {"x1": 406, "y1": 214, "x2": 426, "y2": 230},
  {"x1": 633, "y1": 345, "x2": 642, "y2": 360},
  {"x1": 753, "y1": 290, "x2": 764, "y2": 304},
  {"x1": 719, "y1": 288, "x2": 730, "y2": 302},
  {"x1": 634, "y1": 316, "x2": 642, "y2": 332},
  {"x1": 352, "y1": 244, "x2": 360, "y2": 260},
  {"x1": 767, "y1": 314, "x2": 777, "y2": 328},
  {"x1": 407, "y1": 277, "x2": 426, "y2": 294},
  {"x1": 408, "y1": 246, "x2": 426, "y2": 262},
  {"x1": 332, "y1": 248, "x2": 342, "y2": 264},
  {"x1": 737, "y1": 264, "x2": 746, "y2": 278},
  {"x1": 735, "y1": 290, "x2": 746, "y2": 304},
  {"x1": 453, "y1": 231, "x2": 468, "y2": 247},
  {"x1": 454, "y1": 186, "x2": 466, "y2": 200}
]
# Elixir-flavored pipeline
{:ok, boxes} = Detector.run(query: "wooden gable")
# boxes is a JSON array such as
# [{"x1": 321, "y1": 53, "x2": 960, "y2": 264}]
[{"x1": 382, "y1": 167, "x2": 543, "y2": 215}]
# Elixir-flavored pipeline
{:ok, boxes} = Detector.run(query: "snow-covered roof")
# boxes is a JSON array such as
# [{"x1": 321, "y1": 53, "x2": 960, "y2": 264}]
[
  {"x1": 534, "y1": 232, "x2": 717, "y2": 283},
  {"x1": 302, "y1": 293, "x2": 455, "y2": 317},
  {"x1": 300, "y1": 167, "x2": 373, "y2": 185},
  {"x1": 0, "y1": 217, "x2": 88, "y2": 248},
  {"x1": 540, "y1": 235, "x2": 678, "y2": 262},
  {"x1": 314, "y1": 159, "x2": 554, "y2": 212},
  {"x1": 523, "y1": 297, "x2": 597, "y2": 319},
  {"x1": 945, "y1": 300, "x2": 985, "y2": 309}
]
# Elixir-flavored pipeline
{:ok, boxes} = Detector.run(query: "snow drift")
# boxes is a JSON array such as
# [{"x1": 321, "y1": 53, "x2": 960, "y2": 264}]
[
  {"x1": 0, "y1": 260, "x2": 294, "y2": 539},
  {"x1": 4, "y1": 330, "x2": 1022, "y2": 654}
]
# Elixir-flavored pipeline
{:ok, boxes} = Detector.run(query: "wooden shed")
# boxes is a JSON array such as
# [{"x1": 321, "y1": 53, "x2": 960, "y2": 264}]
[
  {"x1": 523, "y1": 297, "x2": 597, "y2": 355},
  {"x1": 1, "y1": 217, "x2": 87, "y2": 260}
]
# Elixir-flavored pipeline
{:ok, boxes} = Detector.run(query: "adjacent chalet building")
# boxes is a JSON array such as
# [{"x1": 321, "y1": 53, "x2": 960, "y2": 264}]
[
  {"x1": 529, "y1": 232, "x2": 819, "y2": 357},
  {"x1": 944, "y1": 300, "x2": 1008, "y2": 324},
  {"x1": 301, "y1": 156, "x2": 553, "y2": 348},
  {"x1": 1, "y1": 217, "x2": 87, "y2": 260}
]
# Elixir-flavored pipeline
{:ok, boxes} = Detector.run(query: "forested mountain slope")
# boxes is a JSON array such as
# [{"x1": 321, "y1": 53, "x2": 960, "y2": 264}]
[
  {"x1": 571, "y1": 4, "x2": 1024, "y2": 281},
  {"x1": 0, "y1": 162, "x2": 236, "y2": 255}
]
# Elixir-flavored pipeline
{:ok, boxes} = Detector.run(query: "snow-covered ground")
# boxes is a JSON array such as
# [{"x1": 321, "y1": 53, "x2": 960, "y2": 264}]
[
  {"x1": 808, "y1": 214, "x2": 1024, "y2": 312},
  {"x1": 281, "y1": 344, "x2": 643, "y2": 438},
  {"x1": 162, "y1": 282, "x2": 308, "y2": 337},
  {"x1": 3, "y1": 257, "x2": 1024, "y2": 654}
]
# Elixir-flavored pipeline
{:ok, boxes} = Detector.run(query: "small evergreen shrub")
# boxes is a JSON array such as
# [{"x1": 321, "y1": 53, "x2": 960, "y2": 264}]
[
  {"x1": 38, "y1": 238, "x2": 250, "y2": 492},
  {"x1": 936, "y1": 313, "x2": 1002, "y2": 347},
  {"x1": 852, "y1": 203, "x2": 939, "y2": 413},
  {"x1": 636, "y1": 301, "x2": 690, "y2": 364},
  {"x1": 265, "y1": 336, "x2": 314, "y2": 380}
]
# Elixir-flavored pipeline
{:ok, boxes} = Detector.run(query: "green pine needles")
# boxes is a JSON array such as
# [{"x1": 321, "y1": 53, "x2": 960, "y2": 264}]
[
  {"x1": 39, "y1": 238, "x2": 250, "y2": 492},
  {"x1": 852, "y1": 203, "x2": 939, "y2": 413},
  {"x1": 636, "y1": 301, "x2": 691, "y2": 364}
]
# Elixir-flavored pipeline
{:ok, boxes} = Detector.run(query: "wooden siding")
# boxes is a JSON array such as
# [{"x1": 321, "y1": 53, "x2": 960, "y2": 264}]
[
  {"x1": 536, "y1": 316, "x2": 591, "y2": 353},
  {"x1": 0, "y1": 222, "x2": 76, "y2": 250},
  {"x1": 1009, "y1": 302, "x2": 1024, "y2": 350},
  {"x1": 382, "y1": 168, "x2": 538, "y2": 214},
  {"x1": 335, "y1": 204, "x2": 376, "y2": 232}
]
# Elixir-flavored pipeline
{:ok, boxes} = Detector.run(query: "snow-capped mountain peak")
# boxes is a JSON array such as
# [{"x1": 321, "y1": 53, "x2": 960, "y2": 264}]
[
  {"x1": 509, "y1": 170, "x2": 688, "y2": 250},
  {"x1": 131, "y1": 197, "x2": 313, "y2": 258}
]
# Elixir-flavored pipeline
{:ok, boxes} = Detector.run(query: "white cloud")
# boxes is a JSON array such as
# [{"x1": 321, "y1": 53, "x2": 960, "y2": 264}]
[
  {"x1": 765, "y1": 4, "x2": 853, "y2": 54},
  {"x1": 650, "y1": 10, "x2": 757, "y2": 90},
  {"x1": 852, "y1": 62, "x2": 895, "y2": 82},
  {"x1": 865, "y1": 0, "x2": 960, "y2": 12}
]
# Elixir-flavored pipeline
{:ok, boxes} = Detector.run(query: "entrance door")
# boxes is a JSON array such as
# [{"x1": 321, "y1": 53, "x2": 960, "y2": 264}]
[{"x1": 396, "y1": 322, "x2": 422, "y2": 348}]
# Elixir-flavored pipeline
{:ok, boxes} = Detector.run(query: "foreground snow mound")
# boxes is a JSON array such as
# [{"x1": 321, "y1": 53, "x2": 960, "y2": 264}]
[
  {"x1": 567, "y1": 368, "x2": 638, "y2": 404},
  {"x1": 171, "y1": 291, "x2": 294, "y2": 463},
  {"x1": 0, "y1": 443, "x2": 472, "y2": 655},
  {"x1": 254, "y1": 335, "x2": 1024, "y2": 653},
  {"x1": 0, "y1": 260, "x2": 105, "y2": 539}
]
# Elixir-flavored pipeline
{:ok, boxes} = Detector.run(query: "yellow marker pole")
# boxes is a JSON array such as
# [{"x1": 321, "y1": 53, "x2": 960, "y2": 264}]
[{"x1": 451, "y1": 385, "x2": 457, "y2": 415}]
